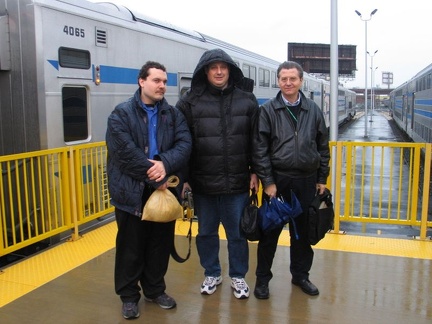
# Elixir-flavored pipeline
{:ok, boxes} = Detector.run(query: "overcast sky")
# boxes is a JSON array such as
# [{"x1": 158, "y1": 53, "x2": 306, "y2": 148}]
[{"x1": 95, "y1": 0, "x2": 432, "y2": 89}]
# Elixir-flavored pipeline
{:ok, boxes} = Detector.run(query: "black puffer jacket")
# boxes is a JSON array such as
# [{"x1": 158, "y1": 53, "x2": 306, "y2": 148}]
[
  {"x1": 253, "y1": 90, "x2": 330, "y2": 187},
  {"x1": 176, "y1": 48, "x2": 259, "y2": 195},
  {"x1": 106, "y1": 89, "x2": 192, "y2": 216}
]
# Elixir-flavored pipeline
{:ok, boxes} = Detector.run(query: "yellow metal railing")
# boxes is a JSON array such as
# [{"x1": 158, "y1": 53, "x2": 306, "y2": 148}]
[
  {"x1": 0, "y1": 143, "x2": 114, "y2": 256},
  {"x1": 330, "y1": 141, "x2": 431, "y2": 239},
  {"x1": 1, "y1": 141, "x2": 431, "y2": 257}
]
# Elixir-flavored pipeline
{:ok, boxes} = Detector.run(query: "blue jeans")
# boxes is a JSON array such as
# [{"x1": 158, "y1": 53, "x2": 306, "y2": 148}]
[{"x1": 194, "y1": 192, "x2": 249, "y2": 278}]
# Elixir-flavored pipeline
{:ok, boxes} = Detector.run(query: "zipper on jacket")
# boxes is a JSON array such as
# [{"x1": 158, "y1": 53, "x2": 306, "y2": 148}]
[
  {"x1": 284, "y1": 106, "x2": 300, "y2": 164},
  {"x1": 220, "y1": 92, "x2": 230, "y2": 191}
]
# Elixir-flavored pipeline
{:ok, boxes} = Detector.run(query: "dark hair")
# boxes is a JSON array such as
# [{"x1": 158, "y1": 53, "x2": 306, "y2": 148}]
[
  {"x1": 277, "y1": 61, "x2": 304, "y2": 79},
  {"x1": 137, "y1": 61, "x2": 166, "y2": 85}
]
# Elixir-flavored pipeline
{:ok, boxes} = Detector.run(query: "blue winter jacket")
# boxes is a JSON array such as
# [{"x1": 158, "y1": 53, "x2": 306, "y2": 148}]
[{"x1": 106, "y1": 89, "x2": 192, "y2": 217}]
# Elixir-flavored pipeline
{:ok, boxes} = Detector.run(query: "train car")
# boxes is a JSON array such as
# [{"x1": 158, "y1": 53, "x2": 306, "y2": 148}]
[
  {"x1": 294, "y1": 75, "x2": 357, "y2": 128},
  {"x1": 0, "y1": 0, "x2": 355, "y2": 156},
  {"x1": 340, "y1": 87, "x2": 357, "y2": 122},
  {"x1": 389, "y1": 63, "x2": 432, "y2": 143}
]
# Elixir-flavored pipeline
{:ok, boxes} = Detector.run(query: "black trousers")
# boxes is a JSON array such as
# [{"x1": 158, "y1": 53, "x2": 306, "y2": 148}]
[
  {"x1": 114, "y1": 207, "x2": 175, "y2": 303},
  {"x1": 256, "y1": 174, "x2": 316, "y2": 284}
]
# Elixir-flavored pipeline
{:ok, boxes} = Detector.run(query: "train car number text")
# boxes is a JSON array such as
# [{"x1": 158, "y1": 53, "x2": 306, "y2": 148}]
[{"x1": 63, "y1": 26, "x2": 85, "y2": 38}]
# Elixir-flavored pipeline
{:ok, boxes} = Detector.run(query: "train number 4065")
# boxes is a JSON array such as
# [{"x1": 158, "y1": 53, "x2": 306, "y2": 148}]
[{"x1": 63, "y1": 26, "x2": 85, "y2": 38}]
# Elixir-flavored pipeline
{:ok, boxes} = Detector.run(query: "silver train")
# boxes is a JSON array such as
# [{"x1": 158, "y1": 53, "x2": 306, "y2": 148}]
[
  {"x1": 0, "y1": 0, "x2": 356, "y2": 155},
  {"x1": 389, "y1": 63, "x2": 432, "y2": 143}
]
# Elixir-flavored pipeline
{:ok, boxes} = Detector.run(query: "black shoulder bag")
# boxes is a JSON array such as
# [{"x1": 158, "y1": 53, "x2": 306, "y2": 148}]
[
  {"x1": 241, "y1": 188, "x2": 262, "y2": 241},
  {"x1": 308, "y1": 188, "x2": 335, "y2": 245}
]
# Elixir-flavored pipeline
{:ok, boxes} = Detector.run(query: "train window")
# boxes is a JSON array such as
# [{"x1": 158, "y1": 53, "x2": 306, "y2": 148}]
[
  {"x1": 271, "y1": 71, "x2": 277, "y2": 88},
  {"x1": 62, "y1": 87, "x2": 89, "y2": 142},
  {"x1": 259, "y1": 68, "x2": 270, "y2": 88},
  {"x1": 250, "y1": 66, "x2": 256, "y2": 85},
  {"x1": 242, "y1": 64, "x2": 256, "y2": 86},
  {"x1": 242, "y1": 64, "x2": 250, "y2": 78},
  {"x1": 259, "y1": 68, "x2": 264, "y2": 87},
  {"x1": 59, "y1": 47, "x2": 91, "y2": 69},
  {"x1": 264, "y1": 70, "x2": 269, "y2": 87}
]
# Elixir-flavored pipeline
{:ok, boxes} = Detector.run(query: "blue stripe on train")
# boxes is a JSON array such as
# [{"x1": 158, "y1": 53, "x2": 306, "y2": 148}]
[
  {"x1": 414, "y1": 109, "x2": 432, "y2": 118},
  {"x1": 98, "y1": 65, "x2": 177, "y2": 86},
  {"x1": 47, "y1": 60, "x2": 177, "y2": 86}
]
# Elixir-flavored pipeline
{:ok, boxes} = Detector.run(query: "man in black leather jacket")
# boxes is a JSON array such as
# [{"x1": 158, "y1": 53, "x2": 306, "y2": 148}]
[
  {"x1": 176, "y1": 48, "x2": 259, "y2": 299},
  {"x1": 252, "y1": 61, "x2": 330, "y2": 299},
  {"x1": 106, "y1": 61, "x2": 191, "y2": 318}
]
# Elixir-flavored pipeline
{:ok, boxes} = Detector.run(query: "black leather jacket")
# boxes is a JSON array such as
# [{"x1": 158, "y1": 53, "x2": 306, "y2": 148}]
[{"x1": 253, "y1": 90, "x2": 330, "y2": 188}]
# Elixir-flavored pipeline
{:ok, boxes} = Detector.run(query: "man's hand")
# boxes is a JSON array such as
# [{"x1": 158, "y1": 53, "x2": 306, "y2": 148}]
[
  {"x1": 264, "y1": 184, "x2": 277, "y2": 198},
  {"x1": 316, "y1": 183, "x2": 326, "y2": 195},
  {"x1": 147, "y1": 159, "x2": 166, "y2": 182}
]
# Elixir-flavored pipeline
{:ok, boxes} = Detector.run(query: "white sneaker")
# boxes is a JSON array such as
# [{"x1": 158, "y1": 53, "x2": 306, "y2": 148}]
[
  {"x1": 230, "y1": 278, "x2": 250, "y2": 299},
  {"x1": 200, "y1": 276, "x2": 222, "y2": 295}
]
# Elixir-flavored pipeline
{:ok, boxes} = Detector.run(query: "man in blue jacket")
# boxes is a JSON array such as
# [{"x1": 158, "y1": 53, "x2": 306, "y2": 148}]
[{"x1": 106, "y1": 61, "x2": 191, "y2": 319}]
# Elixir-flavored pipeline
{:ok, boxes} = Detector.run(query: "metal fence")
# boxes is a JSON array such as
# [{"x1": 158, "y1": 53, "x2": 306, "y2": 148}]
[
  {"x1": 0, "y1": 144, "x2": 112, "y2": 256},
  {"x1": 1, "y1": 141, "x2": 431, "y2": 257},
  {"x1": 330, "y1": 141, "x2": 431, "y2": 239}
]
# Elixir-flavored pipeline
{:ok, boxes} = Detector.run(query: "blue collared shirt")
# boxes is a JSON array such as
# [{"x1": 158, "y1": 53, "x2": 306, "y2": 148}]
[{"x1": 140, "y1": 102, "x2": 159, "y2": 159}]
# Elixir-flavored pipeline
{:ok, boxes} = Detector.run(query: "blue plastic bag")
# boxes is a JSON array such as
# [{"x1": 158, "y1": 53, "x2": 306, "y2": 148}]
[{"x1": 258, "y1": 191, "x2": 302, "y2": 238}]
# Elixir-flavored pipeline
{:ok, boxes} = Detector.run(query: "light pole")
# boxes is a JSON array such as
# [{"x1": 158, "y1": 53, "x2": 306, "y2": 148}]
[
  {"x1": 371, "y1": 66, "x2": 378, "y2": 118},
  {"x1": 367, "y1": 50, "x2": 378, "y2": 122},
  {"x1": 355, "y1": 8, "x2": 378, "y2": 138}
]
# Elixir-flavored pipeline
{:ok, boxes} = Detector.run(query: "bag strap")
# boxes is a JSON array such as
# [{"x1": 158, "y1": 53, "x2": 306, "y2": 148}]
[{"x1": 170, "y1": 216, "x2": 193, "y2": 263}]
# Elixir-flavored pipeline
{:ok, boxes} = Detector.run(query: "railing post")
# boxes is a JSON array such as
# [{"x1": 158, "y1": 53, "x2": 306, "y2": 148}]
[
  {"x1": 68, "y1": 147, "x2": 81, "y2": 241},
  {"x1": 331, "y1": 141, "x2": 344, "y2": 234},
  {"x1": 418, "y1": 143, "x2": 431, "y2": 240}
]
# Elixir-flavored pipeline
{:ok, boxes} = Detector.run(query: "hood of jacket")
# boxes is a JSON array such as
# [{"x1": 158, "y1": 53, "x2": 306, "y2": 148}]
[{"x1": 190, "y1": 48, "x2": 244, "y2": 96}]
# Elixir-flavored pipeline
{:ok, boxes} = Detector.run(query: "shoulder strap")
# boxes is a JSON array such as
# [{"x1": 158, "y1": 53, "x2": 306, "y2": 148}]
[{"x1": 170, "y1": 217, "x2": 193, "y2": 263}]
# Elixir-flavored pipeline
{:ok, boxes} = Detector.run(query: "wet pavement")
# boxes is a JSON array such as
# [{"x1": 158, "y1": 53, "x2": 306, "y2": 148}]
[{"x1": 338, "y1": 110, "x2": 405, "y2": 142}]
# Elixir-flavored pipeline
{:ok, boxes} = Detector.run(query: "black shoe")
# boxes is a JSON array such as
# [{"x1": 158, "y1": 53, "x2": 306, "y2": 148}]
[
  {"x1": 145, "y1": 293, "x2": 177, "y2": 309},
  {"x1": 254, "y1": 282, "x2": 269, "y2": 299},
  {"x1": 122, "y1": 302, "x2": 140, "y2": 319},
  {"x1": 291, "y1": 279, "x2": 319, "y2": 296}
]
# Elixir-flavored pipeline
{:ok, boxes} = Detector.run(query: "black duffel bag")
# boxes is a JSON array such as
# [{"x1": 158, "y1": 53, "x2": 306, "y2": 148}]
[{"x1": 241, "y1": 189, "x2": 262, "y2": 241}]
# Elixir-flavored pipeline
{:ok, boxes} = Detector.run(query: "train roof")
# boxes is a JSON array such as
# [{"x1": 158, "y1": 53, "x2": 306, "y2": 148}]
[
  {"x1": 92, "y1": 1, "x2": 281, "y2": 66},
  {"x1": 412, "y1": 62, "x2": 432, "y2": 79}
]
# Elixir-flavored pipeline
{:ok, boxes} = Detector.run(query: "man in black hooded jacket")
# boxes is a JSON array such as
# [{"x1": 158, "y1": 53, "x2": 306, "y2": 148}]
[{"x1": 176, "y1": 48, "x2": 259, "y2": 299}]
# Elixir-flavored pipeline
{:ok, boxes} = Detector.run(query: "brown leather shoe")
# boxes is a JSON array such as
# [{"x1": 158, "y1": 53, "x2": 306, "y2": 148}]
[{"x1": 291, "y1": 279, "x2": 319, "y2": 296}]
